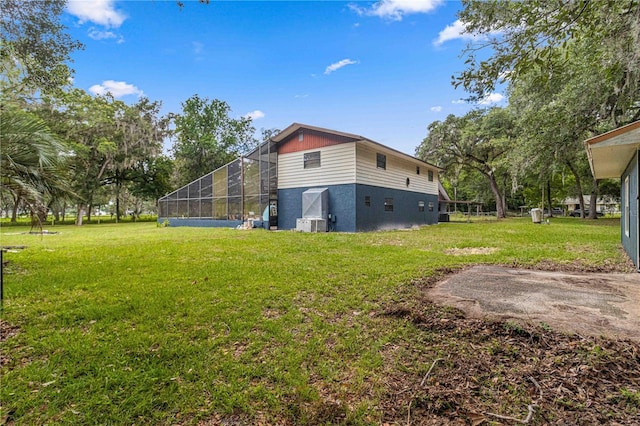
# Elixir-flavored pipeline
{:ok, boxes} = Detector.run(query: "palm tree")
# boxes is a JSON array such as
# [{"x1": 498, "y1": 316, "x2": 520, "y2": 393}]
[{"x1": 0, "y1": 106, "x2": 70, "y2": 225}]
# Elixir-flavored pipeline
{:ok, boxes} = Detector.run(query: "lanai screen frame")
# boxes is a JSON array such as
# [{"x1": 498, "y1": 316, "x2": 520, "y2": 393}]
[{"x1": 158, "y1": 141, "x2": 277, "y2": 222}]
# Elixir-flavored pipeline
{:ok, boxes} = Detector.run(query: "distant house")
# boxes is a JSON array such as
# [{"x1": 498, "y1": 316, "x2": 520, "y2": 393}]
[
  {"x1": 585, "y1": 120, "x2": 640, "y2": 269},
  {"x1": 562, "y1": 196, "x2": 619, "y2": 215},
  {"x1": 158, "y1": 123, "x2": 443, "y2": 232}
]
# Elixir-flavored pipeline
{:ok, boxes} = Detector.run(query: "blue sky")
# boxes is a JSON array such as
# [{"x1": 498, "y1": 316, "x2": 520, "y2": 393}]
[{"x1": 62, "y1": 0, "x2": 505, "y2": 156}]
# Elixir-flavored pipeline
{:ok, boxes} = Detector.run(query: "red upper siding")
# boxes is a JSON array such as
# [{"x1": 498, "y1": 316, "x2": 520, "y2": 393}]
[{"x1": 277, "y1": 129, "x2": 358, "y2": 154}]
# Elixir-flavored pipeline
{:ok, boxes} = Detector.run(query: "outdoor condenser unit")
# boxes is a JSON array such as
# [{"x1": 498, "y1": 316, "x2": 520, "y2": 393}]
[
  {"x1": 296, "y1": 188, "x2": 329, "y2": 232},
  {"x1": 296, "y1": 218, "x2": 327, "y2": 232}
]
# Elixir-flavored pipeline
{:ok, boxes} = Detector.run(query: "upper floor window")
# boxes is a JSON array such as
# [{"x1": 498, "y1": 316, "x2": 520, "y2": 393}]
[
  {"x1": 303, "y1": 151, "x2": 321, "y2": 169},
  {"x1": 376, "y1": 153, "x2": 386, "y2": 170},
  {"x1": 416, "y1": 166, "x2": 420, "y2": 175},
  {"x1": 428, "y1": 170, "x2": 434, "y2": 182}
]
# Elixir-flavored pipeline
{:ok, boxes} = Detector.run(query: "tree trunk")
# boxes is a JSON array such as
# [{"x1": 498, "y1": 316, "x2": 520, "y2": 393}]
[
  {"x1": 486, "y1": 172, "x2": 506, "y2": 219},
  {"x1": 11, "y1": 201, "x2": 19, "y2": 223},
  {"x1": 546, "y1": 180, "x2": 553, "y2": 217},
  {"x1": 588, "y1": 178, "x2": 599, "y2": 219},
  {"x1": 76, "y1": 204, "x2": 85, "y2": 226},
  {"x1": 566, "y1": 161, "x2": 586, "y2": 218}
]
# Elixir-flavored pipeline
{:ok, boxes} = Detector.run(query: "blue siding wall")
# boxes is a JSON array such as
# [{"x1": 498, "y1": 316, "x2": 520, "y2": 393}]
[
  {"x1": 278, "y1": 184, "x2": 439, "y2": 232},
  {"x1": 278, "y1": 184, "x2": 357, "y2": 232},
  {"x1": 355, "y1": 184, "x2": 439, "y2": 231},
  {"x1": 621, "y1": 151, "x2": 639, "y2": 269}
]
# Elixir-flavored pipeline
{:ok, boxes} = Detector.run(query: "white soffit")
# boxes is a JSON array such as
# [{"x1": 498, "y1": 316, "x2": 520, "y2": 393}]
[{"x1": 585, "y1": 121, "x2": 640, "y2": 179}]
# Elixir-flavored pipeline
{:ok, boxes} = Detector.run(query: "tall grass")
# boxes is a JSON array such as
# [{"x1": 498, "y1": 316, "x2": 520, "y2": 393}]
[{"x1": 0, "y1": 218, "x2": 628, "y2": 424}]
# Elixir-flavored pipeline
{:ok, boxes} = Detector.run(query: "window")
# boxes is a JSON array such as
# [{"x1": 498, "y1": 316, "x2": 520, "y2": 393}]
[
  {"x1": 298, "y1": 131, "x2": 304, "y2": 142},
  {"x1": 428, "y1": 201, "x2": 434, "y2": 212},
  {"x1": 364, "y1": 196, "x2": 371, "y2": 207},
  {"x1": 406, "y1": 177, "x2": 410, "y2": 187},
  {"x1": 416, "y1": 166, "x2": 420, "y2": 175},
  {"x1": 384, "y1": 198, "x2": 394, "y2": 212},
  {"x1": 428, "y1": 170, "x2": 434, "y2": 182},
  {"x1": 303, "y1": 151, "x2": 321, "y2": 169},
  {"x1": 625, "y1": 175, "x2": 630, "y2": 237},
  {"x1": 376, "y1": 153, "x2": 386, "y2": 170},
  {"x1": 418, "y1": 201, "x2": 425, "y2": 212}
]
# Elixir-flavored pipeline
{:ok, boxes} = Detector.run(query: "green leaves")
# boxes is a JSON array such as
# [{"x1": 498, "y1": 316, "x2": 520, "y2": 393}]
[
  {"x1": 0, "y1": 104, "x2": 70, "y2": 218},
  {"x1": 172, "y1": 95, "x2": 256, "y2": 186},
  {"x1": 457, "y1": 0, "x2": 639, "y2": 125},
  {"x1": 0, "y1": 0, "x2": 83, "y2": 93}
]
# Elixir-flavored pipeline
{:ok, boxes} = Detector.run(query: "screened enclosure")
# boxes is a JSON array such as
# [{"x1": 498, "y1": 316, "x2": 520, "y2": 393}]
[{"x1": 158, "y1": 142, "x2": 277, "y2": 223}]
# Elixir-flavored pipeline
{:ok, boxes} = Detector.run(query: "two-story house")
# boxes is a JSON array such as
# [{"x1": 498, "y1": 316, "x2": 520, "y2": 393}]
[{"x1": 158, "y1": 123, "x2": 442, "y2": 232}]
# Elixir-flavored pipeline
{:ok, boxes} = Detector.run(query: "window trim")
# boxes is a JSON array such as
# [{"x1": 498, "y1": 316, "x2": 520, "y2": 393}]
[
  {"x1": 418, "y1": 201, "x2": 425, "y2": 212},
  {"x1": 303, "y1": 151, "x2": 321, "y2": 169},
  {"x1": 376, "y1": 153, "x2": 386, "y2": 170},
  {"x1": 625, "y1": 175, "x2": 630, "y2": 237},
  {"x1": 428, "y1": 170, "x2": 434, "y2": 182}
]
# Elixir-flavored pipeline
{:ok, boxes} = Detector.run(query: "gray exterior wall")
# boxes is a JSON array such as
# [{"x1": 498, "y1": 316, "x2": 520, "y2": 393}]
[
  {"x1": 621, "y1": 150, "x2": 639, "y2": 269},
  {"x1": 277, "y1": 184, "x2": 439, "y2": 232}
]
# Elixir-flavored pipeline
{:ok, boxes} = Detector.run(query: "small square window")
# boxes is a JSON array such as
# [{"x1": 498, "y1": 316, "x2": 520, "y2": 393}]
[
  {"x1": 364, "y1": 196, "x2": 371, "y2": 207},
  {"x1": 303, "y1": 151, "x2": 321, "y2": 169},
  {"x1": 376, "y1": 153, "x2": 386, "y2": 170},
  {"x1": 418, "y1": 201, "x2": 425, "y2": 212},
  {"x1": 384, "y1": 197, "x2": 394, "y2": 212},
  {"x1": 428, "y1": 170, "x2": 434, "y2": 182}
]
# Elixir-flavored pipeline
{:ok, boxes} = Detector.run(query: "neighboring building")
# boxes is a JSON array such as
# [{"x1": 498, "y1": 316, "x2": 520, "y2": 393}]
[
  {"x1": 158, "y1": 123, "x2": 442, "y2": 232},
  {"x1": 562, "y1": 196, "x2": 620, "y2": 215},
  {"x1": 585, "y1": 120, "x2": 640, "y2": 270}
]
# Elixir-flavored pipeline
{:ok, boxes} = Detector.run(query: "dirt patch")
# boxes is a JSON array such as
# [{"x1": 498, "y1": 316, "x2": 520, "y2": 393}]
[
  {"x1": 426, "y1": 265, "x2": 640, "y2": 342},
  {"x1": 444, "y1": 247, "x2": 498, "y2": 256}
]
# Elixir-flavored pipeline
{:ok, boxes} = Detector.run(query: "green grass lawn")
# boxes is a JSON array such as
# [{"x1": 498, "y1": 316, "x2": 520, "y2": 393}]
[{"x1": 0, "y1": 218, "x2": 632, "y2": 424}]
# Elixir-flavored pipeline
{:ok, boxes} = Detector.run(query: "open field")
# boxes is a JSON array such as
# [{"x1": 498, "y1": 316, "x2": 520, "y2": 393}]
[{"x1": 1, "y1": 218, "x2": 638, "y2": 425}]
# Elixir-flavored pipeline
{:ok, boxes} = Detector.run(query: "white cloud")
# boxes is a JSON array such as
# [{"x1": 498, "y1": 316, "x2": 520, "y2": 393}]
[
  {"x1": 192, "y1": 42, "x2": 204, "y2": 55},
  {"x1": 452, "y1": 99, "x2": 467, "y2": 104},
  {"x1": 244, "y1": 110, "x2": 265, "y2": 120},
  {"x1": 88, "y1": 28, "x2": 124, "y2": 43},
  {"x1": 324, "y1": 59, "x2": 358, "y2": 75},
  {"x1": 478, "y1": 93, "x2": 505, "y2": 105},
  {"x1": 433, "y1": 19, "x2": 476, "y2": 46},
  {"x1": 350, "y1": 0, "x2": 443, "y2": 21},
  {"x1": 434, "y1": 19, "x2": 503, "y2": 47},
  {"x1": 430, "y1": 106, "x2": 442, "y2": 112},
  {"x1": 67, "y1": 0, "x2": 127, "y2": 28},
  {"x1": 89, "y1": 80, "x2": 143, "y2": 98}
]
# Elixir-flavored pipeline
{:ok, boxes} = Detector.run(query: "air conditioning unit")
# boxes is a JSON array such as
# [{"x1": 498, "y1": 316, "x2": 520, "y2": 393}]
[{"x1": 296, "y1": 218, "x2": 327, "y2": 232}]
